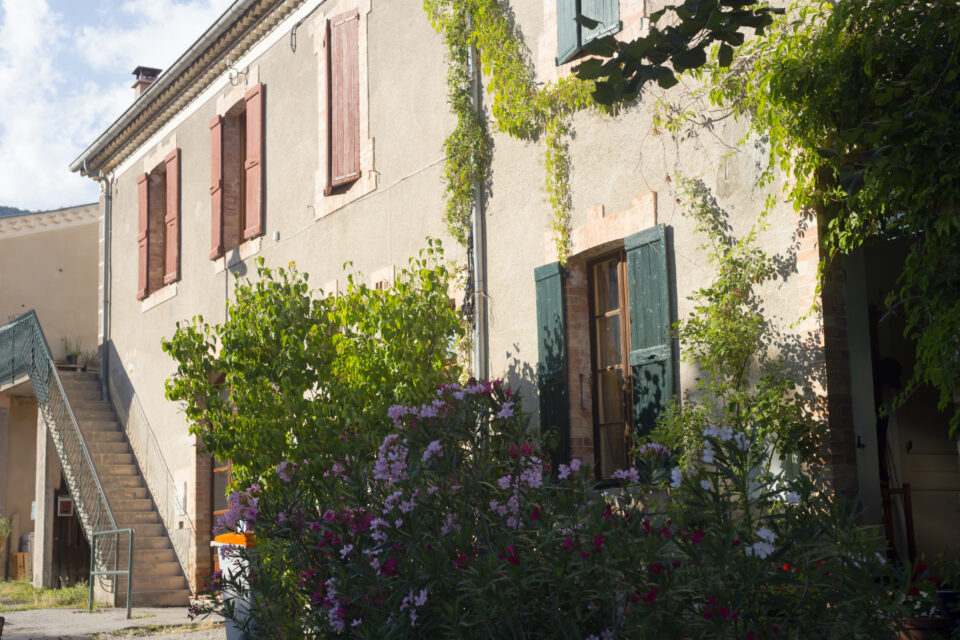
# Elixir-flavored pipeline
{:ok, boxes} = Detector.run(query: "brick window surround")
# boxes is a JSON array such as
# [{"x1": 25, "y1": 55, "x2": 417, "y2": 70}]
[
  {"x1": 313, "y1": 0, "x2": 376, "y2": 219},
  {"x1": 558, "y1": 193, "x2": 658, "y2": 466},
  {"x1": 538, "y1": 0, "x2": 647, "y2": 84}
]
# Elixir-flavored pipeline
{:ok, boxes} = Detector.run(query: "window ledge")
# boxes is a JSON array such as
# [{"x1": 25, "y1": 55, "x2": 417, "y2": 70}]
[
  {"x1": 141, "y1": 282, "x2": 179, "y2": 313},
  {"x1": 213, "y1": 237, "x2": 262, "y2": 274}
]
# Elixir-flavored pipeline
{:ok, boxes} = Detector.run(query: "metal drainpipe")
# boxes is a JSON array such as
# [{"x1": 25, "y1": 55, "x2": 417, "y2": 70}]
[
  {"x1": 97, "y1": 171, "x2": 112, "y2": 401},
  {"x1": 467, "y1": 23, "x2": 488, "y2": 381}
]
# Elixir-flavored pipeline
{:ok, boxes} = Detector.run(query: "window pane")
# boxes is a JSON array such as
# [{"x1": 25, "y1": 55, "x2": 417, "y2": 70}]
[
  {"x1": 213, "y1": 471, "x2": 229, "y2": 513},
  {"x1": 599, "y1": 423, "x2": 627, "y2": 479},
  {"x1": 597, "y1": 369, "x2": 623, "y2": 424},
  {"x1": 595, "y1": 314, "x2": 621, "y2": 368},
  {"x1": 593, "y1": 260, "x2": 619, "y2": 315}
]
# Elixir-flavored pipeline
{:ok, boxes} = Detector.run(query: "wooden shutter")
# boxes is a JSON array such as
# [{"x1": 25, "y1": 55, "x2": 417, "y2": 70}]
[
  {"x1": 535, "y1": 262, "x2": 570, "y2": 468},
  {"x1": 243, "y1": 83, "x2": 265, "y2": 240},
  {"x1": 136, "y1": 173, "x2": 150, "y2": 300},
  {"x1": 163, "y1": 149, "x2": 180, "y2": 284},
  {"x1": 209, "y1": 115, "x2": 224, "y2": 259},
  {"x1": 325, "y1": 10, "x2": 361, "y2": 193},
  {"x1": 581, "y1": 0, "x2": 621, "y2": 43},
  {"x1": 556, "y1": 0, "x2": 581, "y2": 64},
  {"x1": 625, "y1": 224, "x2": 674, "y2": 438}
]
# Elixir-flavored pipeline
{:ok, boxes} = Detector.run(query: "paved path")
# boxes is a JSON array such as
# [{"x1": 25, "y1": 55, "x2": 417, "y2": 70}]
[{"x1": 0, "y1": 607, "x2": 225, "y2": 639}]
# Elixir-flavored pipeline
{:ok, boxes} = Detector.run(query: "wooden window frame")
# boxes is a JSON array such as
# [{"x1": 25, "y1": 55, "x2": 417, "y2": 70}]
[{"x1": 586, "y1": 250, "x2": 633, "y2": 480}]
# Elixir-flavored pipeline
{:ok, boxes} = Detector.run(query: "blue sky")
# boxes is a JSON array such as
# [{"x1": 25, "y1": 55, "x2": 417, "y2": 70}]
[{"x1": 0, "y1": 0, "x2": 233, "y2": 211}]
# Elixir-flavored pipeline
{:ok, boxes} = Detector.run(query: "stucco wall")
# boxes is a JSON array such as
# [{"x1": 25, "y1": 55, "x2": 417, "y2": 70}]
[
  {"x1": 103, "y1": 0, "x2": 459, "y2": 547},
  {"x1": 6, "y1": 396, "x2": 37, "y2": 553},
  {"x1": 0, "y1": 214, "x2": 99, "y2": 361},
  {"x1": 486, "y1": 1, "x2": 806, "y2": 419}
]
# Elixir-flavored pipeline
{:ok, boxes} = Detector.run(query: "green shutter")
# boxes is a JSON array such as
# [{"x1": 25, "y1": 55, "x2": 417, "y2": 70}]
[
  {"x1": 534, "y1": 262, "x2": 570, "y2": 467},
  {"x1": 625, "y1": 224, "x2": 674, "y2": 439},
  {"x1": 581, "y1": 0, "x2": 622, "y2": 44},
  {"x1": 556, "y1": 0, "x2": 581, "y2": 65}
]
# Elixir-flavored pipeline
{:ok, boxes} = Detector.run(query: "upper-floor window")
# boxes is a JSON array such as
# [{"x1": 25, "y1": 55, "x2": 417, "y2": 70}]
[
  {"x1": 136, "y1": 149, "x2": 180, "y2": 300},
  {"x1": 210, "y1": 84, "x2": 265, "y2": 260},
  {"x1": 556, "y1": 0, "x2": 622, "y2": 65}
]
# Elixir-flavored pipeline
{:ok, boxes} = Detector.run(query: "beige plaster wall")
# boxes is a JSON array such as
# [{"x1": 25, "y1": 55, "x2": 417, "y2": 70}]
[
  {"x1": 6, "y1": 396, "x2": 37, "y2": 552},
  {"x1": 103, "y1": 0, "x2": 459, "y2": 533},
  {"x1": 486, "y1": 0, "x2": 806, "y2": 416},
  {"x1": 0, "y1": 217, "x2": 99, "y2": 361}
]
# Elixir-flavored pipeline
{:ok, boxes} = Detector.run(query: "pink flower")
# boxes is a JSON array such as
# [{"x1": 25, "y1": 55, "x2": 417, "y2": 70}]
[
  {"x1": 499, "y1": 545, "x2": 520, "y2": 565},
  {"x1": 569, "y1": 458, "x2": 582, "y2": 472},
  {"x1": 593, "y1": 534, "x2": 604, "y2": 553},
  {"x1": 421, "y1": 440, "x2": 444, "y2": 462},
  {"x1": 497, "y1": 402, "x2": 515, "y2": 419},
  {"x1": 558, "y1": 464, "x2": 571, "y2": 479},
  {"x1": 643, "y1": 587, "x2": 659, "y2": 603},
  {"x1": 561, "y1": 537, "x2": 573, "y2": 550},
  {"x1": 530, "y1": 507, "x2": 541, "y2": 521}
]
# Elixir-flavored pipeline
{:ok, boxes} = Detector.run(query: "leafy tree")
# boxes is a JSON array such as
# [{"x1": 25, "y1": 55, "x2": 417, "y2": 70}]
[
  {"x1": 578, "y1": 0, "x2": 960, "y2": 433},
  {"x1": 162, "y1": 240, "x2": 465, "y2": 484}
]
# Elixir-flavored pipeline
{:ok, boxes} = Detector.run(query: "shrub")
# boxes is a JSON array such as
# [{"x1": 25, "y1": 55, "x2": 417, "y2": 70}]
[{"x1": 199, "y1": 381, "x2": 902, "y2": 639}]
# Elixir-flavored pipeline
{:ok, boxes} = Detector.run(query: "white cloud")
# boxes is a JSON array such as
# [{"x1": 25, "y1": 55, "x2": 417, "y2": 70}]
[{"x1": 0, "y1": 0, "x2": 232, "y2": 210}]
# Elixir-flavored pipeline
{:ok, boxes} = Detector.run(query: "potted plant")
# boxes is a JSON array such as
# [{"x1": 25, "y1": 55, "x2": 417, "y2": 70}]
[
  {"x1": 898, "y1": 561, "x2": 953, "y2": 639},
  {"x1": 80, "y1": 349, "x2": 99, "y2": 373},
  {"x1": 63, "y1": 337, "x2": 81, "y2": 365}
]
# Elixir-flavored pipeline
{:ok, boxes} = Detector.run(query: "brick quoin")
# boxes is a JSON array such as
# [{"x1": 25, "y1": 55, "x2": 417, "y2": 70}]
[
  {"x1": 795, "y1": 209, "x2": 858, "y2": 499},
  {"x1": 192, "y1": 450, "x2": 213, "y2": 592},
  {"x1": 147, "y1": 170, "x2": 166, "y2": 293}
]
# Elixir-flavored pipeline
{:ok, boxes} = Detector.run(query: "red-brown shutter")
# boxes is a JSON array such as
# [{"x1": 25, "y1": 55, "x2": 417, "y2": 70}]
[
  {"x1": 209, "y1": 115, "x2": 225, "y2": 259},
  {"x1": 163, "y1": 149, "x2": 181, "y2": 284},
  {"x1": 325, "y1": 10, "x2": 360, "y2": 194},
  {"x1": 136, "y1": 172, "x2": 150, "y2": 300},
  {"x1": 243, "y1": 83, "x2": 264, "y2": 240}
]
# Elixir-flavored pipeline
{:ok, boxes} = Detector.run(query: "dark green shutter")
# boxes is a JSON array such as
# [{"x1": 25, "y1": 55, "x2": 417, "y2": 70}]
[
  {"x1": 556, "y1": 0, "x2": 581, "y2": 65},
  {"x1": 581, "y1": 0, "x2": 622, "y2": 44},
  {"x1": 534, "y1": 262, "x2": 570, "y2": 467},
  {"x1": 625, "y1": 224, "x2": 674, "y2": 438}
]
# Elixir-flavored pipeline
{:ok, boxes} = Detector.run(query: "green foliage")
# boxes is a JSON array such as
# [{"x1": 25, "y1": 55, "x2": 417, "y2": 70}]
[
  {"x1": 162, "y1": 240, "x2": 464, "y2": 484},
  {"x1": 650, "y1": 177, "x2": 821, "y2": 465},
  {"x1": 572, "y1": 0, "x2": 781, "y2": 103},
  {"x1": 423, "y1": 0, "x2": 597, "y2": 263},
  {"x1": 200, "y1": 382, "x2": 902, "y2": 638},
  {"x1": 699, "y1": 0, "x2": 960, "y2": 433}
]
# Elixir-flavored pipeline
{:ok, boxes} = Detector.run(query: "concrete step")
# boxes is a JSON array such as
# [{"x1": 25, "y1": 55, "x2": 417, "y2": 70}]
[
  {"x1": 100, "y1": 463, "x2": 138, "y2": 476},
  {"x1": 70, "y1": 399, "x2": 113, "y2": 412},
  {"x1": 60, "y1": 379, "x2": 101, "y2": 394},
  {"x1": 103, "y1": 475, "x2": 145, "y2": 490},
  {"x1": 58, "y1": 370, "x2": 100, "y2": 381},
  {"x1": 128, "y1": 561, "x2": 182, "y2": 578},
  {"x1": 131, "y1": 547, "x2": 178, "y2": 564},
  {"x1": 110, "y1": 498, "x2": 154, "y2": 513},
  {"x1": 104, "y1": 486, "x2": 148, "y2": 501},
  {"x1": 123, "y1": 575, "x2": 188, "y2": 592},
  {"x1": 73, "y1": 408, "x2": 119, "y2": 422},
  {"x1": 125, "y1": 523, "x2": 164, "y2": 537},
  {"x1": 122, "y1": 588, "x2": 191, "y2": 607},
  {"x1": 61, "y1": 387, "x2": 102, "y2": 402},
  {"x1": 86, "y1": 441, "x2": 131, "y2": 454},
  {"x1": 90, "y1": 452, "x2": 135, "y2": 466},
  {"x1": 115, "y1": 510, "x2": 160, "y2": 525},
  {"x1": 81, "y1": 429, "x2": 125, "y2": 443},
  {"x1": 76, "y1": 418, "x2": 121, "y2": 431},
  {"x1": 118, "y1": 536, "x2": 173, "y2": 551}
]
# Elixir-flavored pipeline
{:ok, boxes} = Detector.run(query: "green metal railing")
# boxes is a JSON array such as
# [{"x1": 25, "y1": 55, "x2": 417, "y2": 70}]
[
  {"x1": 89, "y1": 528, "x2": 134, "y2": 618},
  {"x1": 0, "y1": 311, "x2": 132, "y2": 604}
]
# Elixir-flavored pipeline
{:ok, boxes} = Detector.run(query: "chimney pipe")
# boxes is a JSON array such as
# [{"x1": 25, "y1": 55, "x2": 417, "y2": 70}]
[{"x1": 132, "y1": 66, "x2": 162, "y2": 98}]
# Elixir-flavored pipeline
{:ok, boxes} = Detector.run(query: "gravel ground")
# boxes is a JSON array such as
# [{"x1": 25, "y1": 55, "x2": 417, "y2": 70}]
[{"x1": 0, "y1": 607, "x2": 226, "y2": 640}]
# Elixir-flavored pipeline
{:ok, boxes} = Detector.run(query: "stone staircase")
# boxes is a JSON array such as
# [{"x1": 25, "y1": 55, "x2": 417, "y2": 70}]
[{"x1": 59, "y1": 370, "x2": 190, "y2": 607}]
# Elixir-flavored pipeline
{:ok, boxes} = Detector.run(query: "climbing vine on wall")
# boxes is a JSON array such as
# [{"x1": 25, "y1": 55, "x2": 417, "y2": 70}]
[{"x1": 423, "y1": 0, "x2": 600, "y2": 264}]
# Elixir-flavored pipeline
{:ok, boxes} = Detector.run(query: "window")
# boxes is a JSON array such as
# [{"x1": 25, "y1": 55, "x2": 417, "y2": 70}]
[
  {"x1": 557, "y1": 0, "x2": 622, "y2": 65},
  {"x1": 589, "y1": 253, "x2": 631, "y2": 479},
  {"x1": 210, "y1": 84, "x2": 264, "y2": 260},
  {"x1": 136, "y1": 149, "x2": 180, "y2": 300},
  {"x1": 325, "y1": 10, "x2": 361, "y2": 194},
  {"x1": 535, "y1": 224, "x2": 674, "y2": 480}
]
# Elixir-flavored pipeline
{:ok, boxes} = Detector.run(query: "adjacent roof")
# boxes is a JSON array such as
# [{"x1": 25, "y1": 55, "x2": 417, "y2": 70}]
[
  {"x1": 70, "y1": 0, "x2": 304, "y2": 178},
  {"x1": 0, "y1": 204, "x2": 99, "y2": 239}
]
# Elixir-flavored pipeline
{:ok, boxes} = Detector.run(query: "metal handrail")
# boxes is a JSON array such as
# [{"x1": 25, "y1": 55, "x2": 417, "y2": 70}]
[
  {"x1": 89, "y1": 528, "x2": 134, "y2": 619},
  {"x1": 0, "y1": 311, "x2": 127, "y2": 599},
  {"x1": 107, "y1": 376, "x2": 195, "y2": 583}
]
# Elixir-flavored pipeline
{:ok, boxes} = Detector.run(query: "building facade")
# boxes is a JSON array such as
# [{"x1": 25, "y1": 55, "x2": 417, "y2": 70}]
[{"x1": 65, "y1": 0, "x2": 957, "y2": 601}]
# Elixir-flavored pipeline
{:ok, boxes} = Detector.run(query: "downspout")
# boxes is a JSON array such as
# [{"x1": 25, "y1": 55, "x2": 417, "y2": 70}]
[
  {"x1": 95, "y1": 167, "x2": 112, "y2": 401},
  {"x1": 467, "y1": 20, "x2": 488, "y2": 381}
]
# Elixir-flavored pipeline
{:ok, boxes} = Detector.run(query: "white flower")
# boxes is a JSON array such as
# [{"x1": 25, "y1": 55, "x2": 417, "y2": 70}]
[
  {"x1": 702, "y1": 441, "x2": 715, "y2": 464},
  {"x1": 670, "y1": 467, "x2": 683, "y2": 488},
  {"x1": 783, "y1": 491, "x2": 800, "y2": 504},
  {"x1": 733, "y1": 432, "x2": 750, "y2": 451},
  {"x1": 756, "y1": 527, "x2": 775, "y2": 543},
  {"x1": 700, "y1": 479, "x2": 711, "y2": 491},
  {"x1": 745, "y1": 541, "x2": 775, "y2": 559},
  {"x1": 340, "y1": 544, "x2": 353, "y2": 558}
]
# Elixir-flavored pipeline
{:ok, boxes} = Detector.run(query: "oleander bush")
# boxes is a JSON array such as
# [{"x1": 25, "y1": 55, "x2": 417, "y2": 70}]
[{"x1": 198, "y1": 381, "x2": 908, "y2": 639}]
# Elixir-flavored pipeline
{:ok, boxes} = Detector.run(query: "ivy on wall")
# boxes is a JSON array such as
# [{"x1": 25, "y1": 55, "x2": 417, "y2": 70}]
[{"x1": 423, "y1": 0, "x2": 601, "y2": 264}]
